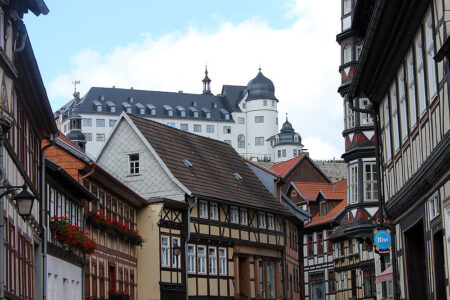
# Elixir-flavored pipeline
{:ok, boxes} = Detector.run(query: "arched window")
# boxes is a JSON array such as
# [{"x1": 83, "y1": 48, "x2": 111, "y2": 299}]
[
  {"x1": 238, "y1": 134, "x2": 245, "y2": 148},
  {"x1": 343, "y1": 44, "x2": 352, "y2": 64},
  {"x1": 275, "y1": 135, "x2": 279, "y2": 144}
]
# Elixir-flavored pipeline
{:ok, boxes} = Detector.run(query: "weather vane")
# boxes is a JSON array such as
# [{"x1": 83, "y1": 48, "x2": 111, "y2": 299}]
[{"x1": 72, "y1": 80, "x2": 80, "y2": 98}]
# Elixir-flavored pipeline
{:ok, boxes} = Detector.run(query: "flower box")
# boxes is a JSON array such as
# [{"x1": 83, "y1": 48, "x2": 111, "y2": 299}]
[
  {"x1": 50, "y1": 216, "x2": 97, "y2": 255},
  {"x1": 108, "y1": 289, "x2": 130, "y2": 300},
  {"x1": 87, "y1": 212, "x2": 144, "y2": 247}
]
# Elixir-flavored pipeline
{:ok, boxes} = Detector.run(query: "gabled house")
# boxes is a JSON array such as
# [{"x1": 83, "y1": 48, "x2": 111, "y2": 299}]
[
  {"x1": 244, "y1": 157, "x2": 311, "y2": 300},
  {"x1": 287, "y1": 181, "x2": 347, "y2": 300},
  {"x1": 270, "y1": 154, "x2": 331, "y2": 195},
  {"x1": 96, "y1": 112, "x2": 292, "y2": 300},
  {"x1": 43, "y1": 133, "x2": 146, "y2": 300}
]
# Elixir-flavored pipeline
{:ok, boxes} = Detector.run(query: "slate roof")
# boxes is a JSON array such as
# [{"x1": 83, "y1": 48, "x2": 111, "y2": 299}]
[
  {"x1": 292, "y1": 179, "x2": 347, "y2": 202},
  {"x1": 267, "y1": 119, "x2": 303, "y2": 146},
  {"x1": 56, "y1": 86, "x2": 241, "y2": 123},
  {"x1": 127, "y1": 114, "x2": 289, "y2": 214}
]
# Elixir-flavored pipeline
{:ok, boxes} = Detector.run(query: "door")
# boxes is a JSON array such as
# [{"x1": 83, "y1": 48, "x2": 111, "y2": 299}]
[
  {"x1": 310, "y1": 281, "x2": 325, "y2": 300},
  {"x1": 404, "y1": 220, "x2": 427, "y2": 300},
  {"x1": 433, "y1": 229, "x2": 446, "y2": 299},
  {"x1": 239, "y1": 257, "x2": 250, "y2": 299}
]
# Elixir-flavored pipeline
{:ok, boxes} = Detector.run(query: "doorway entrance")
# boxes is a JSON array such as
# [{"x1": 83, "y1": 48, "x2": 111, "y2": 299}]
[
  {"x1": 404, "y1": 220, "x2": 427, "y2": 300},
  {"x1": 433, "y1": 229, "x2": 446, "y2": 299}
]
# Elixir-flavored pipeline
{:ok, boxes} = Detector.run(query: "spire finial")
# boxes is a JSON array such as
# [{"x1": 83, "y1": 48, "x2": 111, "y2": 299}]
[
  {"x1": 286, "y1": 112, "x2": 288, "y2": 121},
  {"x1": 205, "y1": 65, "x2": 208, "y2": 75},
  {"x1": 258, "y1": 65, "x2": 261, "y2": 72},
  {"x1": 202, "y1": 65, "x2": 211, "y2": 94},
  {"x1": 72, "y1": 80, "x2": 80, "y2": 98}
]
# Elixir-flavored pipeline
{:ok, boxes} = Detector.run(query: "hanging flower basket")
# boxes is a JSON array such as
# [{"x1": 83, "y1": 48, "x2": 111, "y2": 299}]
[
  {"x1": 87, "y1": 212, "x2": 145, "y2": 247},
  {"x1": 50, "y1": 216, "x2": 97, "y2": 255},
  {"x1": 108, "y1": 289, "x2": 130, "y2": 300}
]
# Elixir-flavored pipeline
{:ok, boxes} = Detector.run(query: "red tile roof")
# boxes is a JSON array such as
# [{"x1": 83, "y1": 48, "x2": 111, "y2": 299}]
[
  {"x1": 305, "y1": 198, "x2": 347, "y2": 227},
  {"x1": 292, "y1": 179, "x2": 347, "y2": 202},
  {"x1": 270, "y1": 153, "x2": 307, "y2": 177}
]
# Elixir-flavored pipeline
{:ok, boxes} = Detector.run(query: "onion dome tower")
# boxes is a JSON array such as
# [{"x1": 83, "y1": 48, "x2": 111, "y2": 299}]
[
  {"x1": 243, "y1": 68, "x2": 279, "y2": 162},
  {"x1": 268, "y1": 116, "x2": 304, "y2": 163}
]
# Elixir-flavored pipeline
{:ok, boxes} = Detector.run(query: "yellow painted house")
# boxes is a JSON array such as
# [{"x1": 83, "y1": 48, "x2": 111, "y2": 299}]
[{"x1": 97, "y1": 113, "x2": 292, "y2": 299}]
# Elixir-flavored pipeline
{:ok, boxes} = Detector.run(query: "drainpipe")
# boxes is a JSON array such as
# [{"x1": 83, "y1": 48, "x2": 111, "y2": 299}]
[
  {"x1": 0, "y1": 131, "x2": 6, "y2": 300},
  {"x1": 185, "y1": 195, "x2": 198, "y2": 300},
  {"x1": 81, "y1": 165, "x2": 99, "y2": 300},
  {"x1": 41, "y1": 134, "x2": 57, "y2": 300}
]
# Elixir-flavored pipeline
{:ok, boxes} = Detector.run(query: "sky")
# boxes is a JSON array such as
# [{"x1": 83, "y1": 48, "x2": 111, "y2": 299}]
[{"x1": 24, "y1": 0, "x2": 343, "y2": 160}]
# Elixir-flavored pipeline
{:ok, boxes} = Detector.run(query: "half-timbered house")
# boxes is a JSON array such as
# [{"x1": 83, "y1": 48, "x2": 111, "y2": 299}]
[
  {"x1": 346, "y1": 0, "x2": 450, "y2": 298},
  {"x1": 288, "y1": 180, "x2": 347, "y2": 300},
  {"x1": 44, "y1": 133, "x2": 146, "y2": 300},
  {"x1": 0, "y1": 1, "x2": 59, "y2": 299},
  {"x1": 96, "y1": 112, "x2": 292, "y2": 299},
  {"x1": 244, "y1": 157, "x2": 311, "y2": 300},
  {"x1": 45, "y1": 158, "x2": 97, "y2": 299}
]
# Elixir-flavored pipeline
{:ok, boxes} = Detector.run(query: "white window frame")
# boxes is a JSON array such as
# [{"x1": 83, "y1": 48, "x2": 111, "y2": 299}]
[
  {"x1": 199, "y1": 200, "x2": 208, "y2": 219},
  {"x1": 343, "y1": 44, "x2": 352, "y2": 64},
  {"x1": 210, "y1": 202, "x2": 218, "y2": 221},
  {"x1": 194, "y1": 124, "x2": 201, "y2": 132},
  {"x1": 346, "y1": 101, "x2": 355, "y2": 129},
  {"x1": 172, "y1": 237, "x2": 181, "y2": 269},
  {"x1": 240, "y1": 208, "x2": 248, "y2": 226},
  {"x1": 355, "y1": 240, "x2": 360, "y2": 254},
  {"x1": 180, "y1": 123, "x2": 188, "y2": 131},
  {"x1": 425, "y1": 11, "x2": 437, "y2": 102},
  {"x1": 238, "y1": 117, "x2": 245, "y2": 124},
  {"x1": 406, "y1": 51, "x2": 417, "y2": 129},
  {"x1": 267, "y1": 214, "x2": 275, "y2": 230},
  {"x1": 197, "y1": 246, "x2": 207, "y2": 274},
  {"x1": 428, "y1": 192, "x2": 440, "y2": 221},
  {"x1": 161, "y1": 236, "x2": 170, "y2": 267},
  {"x1": 349, "y1": 164, "x2": 358, "y2": 204},
  {"x1": 230, "y1": 206, "x2": 239, "y2": 224},
  {"x1": 219, "y1": 248, "x2": 227, "y2": 275},
  {"x1": 255, "y1": 137, "x2": 264, "y2": 146},
  {"x1": 383, "y1": 97, "x2": 392, "y2": 162},
  {"x1": 344, "y1": 273, "x2": 348, "y2": 289},
  {"x1": 337, "y1": 273, "x2": 342, "y2": 290},
  {"x1": 187, "y1": 244, "x2": 196, "y2": 274},
  {"x1": 360, "y1": 98, "x2": 372, "y2": 125},
  {"x1": 258, "y1": 212, "x2": 266, "y2": 229},
  {"x1": 129, "y1": 153, "x2": 140, "y2": 175},
  {"x1": 363, "y1": 161, "x2": 377, "y2": 202},
  {"x1": 398, "y1": 67, "x2": 409, "y2": 142},
  {"x1": 415, "y1": 31, "x2": 427, "y2": 116},
  {"x1": 206, "y1": 125, "x2": 214, "y2": 133},
  {"x1": 208, "y1": 247, "x2": 217, "y2": 275},
  {"x1": 390, "y1": 83, "x2": 400, "y2": 153},
  {"x1": 282, "y1": 149, "x2": 286, "y2": 157}
]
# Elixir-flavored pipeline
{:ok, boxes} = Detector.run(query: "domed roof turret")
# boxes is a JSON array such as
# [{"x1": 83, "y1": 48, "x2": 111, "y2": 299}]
[
  {"x1": 281, "y1": 119, "x2": 294, "y2": 132},
  {"x1": 246, "y1": 69, "x2": 277, "y2": 101}
]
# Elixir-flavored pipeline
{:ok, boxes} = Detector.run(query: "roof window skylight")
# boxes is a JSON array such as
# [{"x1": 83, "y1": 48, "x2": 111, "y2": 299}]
[
  {"x1": 234, "y1": 172, "x2": 243, "y2": 181},
  {"x1": 183, "y1": 159, "x2": 193, "y2": 168}
]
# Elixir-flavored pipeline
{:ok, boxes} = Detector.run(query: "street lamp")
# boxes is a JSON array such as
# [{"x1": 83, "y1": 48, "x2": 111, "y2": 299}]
[
  {"x1": 0, "y1": 184, "x2": 36, "y2": 219},
  {"x1": 173, "y1": 244, "x2": 181, "y2": 257}
]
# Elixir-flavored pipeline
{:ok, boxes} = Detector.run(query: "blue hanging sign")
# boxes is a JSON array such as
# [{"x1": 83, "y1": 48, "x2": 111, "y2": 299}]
[{"x1": 374, "y1": 230, "x2": 391, "y2": 250}]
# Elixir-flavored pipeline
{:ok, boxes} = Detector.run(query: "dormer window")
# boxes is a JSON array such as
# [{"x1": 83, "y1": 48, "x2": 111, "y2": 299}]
[
  {"x1": 136, "y1": 103, "x2": 145, "y2": 115},
  {"x1": 122, "y1": 102, "x2": 132, "y2": 113},
  {"x1": 212, "y1": 102, "x2": 218, "y2": 109},
  {"x1": 128, "y1": 96, "x2": 134, "y2": 103},
  {"x1": 202, "y1": 108, "x2": 211, "y2": 119},
  {"x1": 225, "y1": 113, "x2": 230, "y2": 120},
  {"x1": 146, "y1": 104, "x2": 156, "y2": 115},
  {"x1": 93, "y1": 100, "x2": 102, "y2": 112},
  {"x1": 189, "y1": 107, "x2": 198, "y2": 118},
  {"x1": 111, "y1": 107, "x2": 116, "y2": 113},
  {"x1": 275, "y1": 135, "x2": 279, "y2": 144},
  {"x1": 194, "y1": 111, "x2": 198, "y2": 118},
  {"x1": 99, "y1": 94, "x2": 105, "y2": 101},
  {"x1": 192, "y1": 101, "x2": 197, "y2": 107},
  {"x1": 176, "y1": 106, "x2": 186, "y2": 117},
  {"x1": 206, "y1": 112, "x2": 211, "y2": 119},
  {"x1": 163, "y1": 105, "x2": 174, "y2": 117},
  {"x1": 294, "y1": 134, "x2": 299, "y2": 143}
]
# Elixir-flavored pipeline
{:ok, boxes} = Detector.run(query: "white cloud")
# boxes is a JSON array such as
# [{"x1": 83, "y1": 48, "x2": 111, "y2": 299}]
[
  {"x1": 303, "y1": 136, "x2": 342, "y2": 161},
  {"x1": 49, "y1": 0, "x2": 344, "y2": 159}
]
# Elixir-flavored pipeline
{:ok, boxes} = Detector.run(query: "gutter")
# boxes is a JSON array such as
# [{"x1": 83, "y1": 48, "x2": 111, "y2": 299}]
[
  {"x1": 41, "y1": 134, "x2": 58, "y2": 300},
  {"x1": 185, "y1": 195, "x2": 198, "y2": 300}
]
